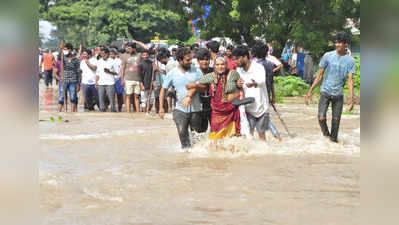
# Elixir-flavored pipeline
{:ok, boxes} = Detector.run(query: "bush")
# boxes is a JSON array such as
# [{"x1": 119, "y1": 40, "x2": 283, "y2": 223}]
[{"x1": 274, "y1": 76, "x2": 310, "y2": 97}]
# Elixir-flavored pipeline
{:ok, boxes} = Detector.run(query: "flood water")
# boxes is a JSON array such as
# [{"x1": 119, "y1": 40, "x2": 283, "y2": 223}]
[{"x1": 40, "y1": 84, "x2": 360, "y2": 225}]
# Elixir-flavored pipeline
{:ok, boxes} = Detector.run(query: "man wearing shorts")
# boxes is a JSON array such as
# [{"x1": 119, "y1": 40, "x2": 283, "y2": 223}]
[
  {"x1": 234, "y1": 45, "x2": 269, "y2": 141},
  {"x1": 121, "y1": 42, "x2": 141, "y2": 112}
]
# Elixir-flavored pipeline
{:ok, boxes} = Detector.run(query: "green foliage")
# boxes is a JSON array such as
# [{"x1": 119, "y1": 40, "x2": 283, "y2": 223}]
[
  {"x1": 344, "y1": 56, "x2": 360, "y2": 95},
  {"x1": 274, "y1": 76, "x2": 310, "y2": 97},
  {"x1": 40, "y1": 0, "x2": 191, "y2": 48},
  {"x1": 161, "y1": 0, "x2": 359, "y2": 60}
]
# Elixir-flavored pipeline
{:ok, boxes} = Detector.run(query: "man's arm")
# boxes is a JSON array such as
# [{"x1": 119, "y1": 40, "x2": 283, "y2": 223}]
[
  {"x1": 133, "y1": 40, "x2": 149, "y2": 50},
  {"x1": 86, "y1": 59, "x2": 97, "y2": 71},
  {"x1": 347, "y1": 73, "x2": 354, "y2": 111},
  {"x1": 305, "y1": 68, "x2": 326, "y2": 104}
]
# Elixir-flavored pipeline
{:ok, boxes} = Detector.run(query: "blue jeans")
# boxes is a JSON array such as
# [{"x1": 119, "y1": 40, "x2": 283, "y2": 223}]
[
  {"x1": 82, "y1": 84, "x2": 99, "y2": 110},
  {"x1": 58, "y1": 81, "x2": 78, "y2": 105}
]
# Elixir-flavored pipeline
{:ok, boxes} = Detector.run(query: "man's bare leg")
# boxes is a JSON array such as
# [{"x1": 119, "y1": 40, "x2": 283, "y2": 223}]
[
  {"x1": 57, "y1": 104, "x2": 63, "y2": 112},
  {"x1": 71, "y1": 104, "x2": 77, "y2": 112},
  {"x1": 125, "y1": 94, "x2": 131, "y2": 112},
  {"x1": 258, "y1": 132, "x2": 266, "y2": 141},
  {"x1": 134, "y1": 93, "x2": 140, "y2": 112}
]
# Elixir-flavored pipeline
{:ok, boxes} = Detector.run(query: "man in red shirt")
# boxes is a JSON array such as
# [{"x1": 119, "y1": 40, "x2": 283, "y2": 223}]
[
  {"x1": 225, "y1": 45, "x2": 237, "y2": 70},
  {"x1": 40, "y1": 49, "x2": 55, "y2": 87}
]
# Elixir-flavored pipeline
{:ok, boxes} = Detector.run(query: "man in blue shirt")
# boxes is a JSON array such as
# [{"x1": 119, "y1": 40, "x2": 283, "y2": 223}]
[
  {"x1": 306, "y1": 31, "x2": 355, "y2": 143},
  {"x1": 159, "y1": 47, "x2": 203, "y2": 149}
]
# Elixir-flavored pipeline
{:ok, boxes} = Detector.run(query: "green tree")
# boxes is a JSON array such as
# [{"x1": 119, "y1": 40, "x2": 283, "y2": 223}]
[
  {"x1": 40, "y1": 0, "x2": 192, "y2": 48},
  {"x1": 161, "y1": 0, "x2": 360, "y2": 60}
]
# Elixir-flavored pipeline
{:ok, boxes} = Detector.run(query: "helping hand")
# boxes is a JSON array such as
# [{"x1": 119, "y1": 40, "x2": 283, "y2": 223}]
[{"x1": 181, "y1": 96, "x2": 192, "y2": 107}]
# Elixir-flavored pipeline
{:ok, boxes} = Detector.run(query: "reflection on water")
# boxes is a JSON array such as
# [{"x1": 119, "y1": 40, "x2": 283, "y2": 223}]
[{"x1": 40, "y1": 82, "x2": 360, "y2": 225}]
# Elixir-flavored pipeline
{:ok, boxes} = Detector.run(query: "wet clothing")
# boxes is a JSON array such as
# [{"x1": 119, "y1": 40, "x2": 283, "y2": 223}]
[
  {"x1": 199, "y1": 71, "x2": 240, "y2": 140},
  {"x1": 318, "y1": 92, "x2": 344, "y2": 141},
  {"x1": 247, "y1": 112, "x2": 270, "y2": 133},
  {"x1": 58, "y1": 81, "x2": 78, "y2": 105},
  {"x1": 172, "y1": 110, "x2": 203, "y2": 149},
  {"x1": 319, "y1": 50, "x2": 356, "y2": 96},
  {"x1": 163, "y1": 66, "x2": 203, "y2": 113},
  {"x1": 237, "y1": 62, "x2": 269, "y2": 118},
  {"x1": 163, "y1": 65, "x2": 203, "y2": 149}
]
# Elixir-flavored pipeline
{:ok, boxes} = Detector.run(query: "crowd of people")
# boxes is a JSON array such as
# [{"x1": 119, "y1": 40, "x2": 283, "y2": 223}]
[{"x1": 39, "y1": 31, "x2": 355, "y2": 148}]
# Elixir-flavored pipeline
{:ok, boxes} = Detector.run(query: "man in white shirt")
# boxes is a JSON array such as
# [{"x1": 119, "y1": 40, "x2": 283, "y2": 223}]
[
  {"x1": 96, "y1": 48, "x2": 118, "y2": 112},
  {"x1": 110, "y1": 48, "x2": 124, "y2": 112},
  {"x1": 266, "y1": 52, "x2": 283, "y2": 75},
  {"x1": 80, "y1": 48, "x2": 99, "y2": 111},
  {"x1": 233, "y1": 45, "x2": 270, "y2": 141}
]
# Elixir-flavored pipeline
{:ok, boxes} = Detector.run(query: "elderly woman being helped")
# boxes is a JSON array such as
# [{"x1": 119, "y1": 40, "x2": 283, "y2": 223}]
[{"x1": 183, "y1": 56, "x2": 243, "y2": 144}]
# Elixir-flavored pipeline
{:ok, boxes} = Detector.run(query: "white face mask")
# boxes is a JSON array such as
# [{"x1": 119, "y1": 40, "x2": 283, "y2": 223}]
[{"x1": 63, "y1": 50, "x2": 69, "y2": 55}]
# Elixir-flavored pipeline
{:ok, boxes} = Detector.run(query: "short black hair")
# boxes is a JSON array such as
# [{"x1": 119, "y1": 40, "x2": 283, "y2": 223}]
[
  {"x1": 176, "y1": 47, "x2": 192, "y2": 62},
  {"x1": 172, "y1": 48, "x2": 177, "y2": 52},
  {"x1": 226, "y1": 45, "x2": 234, "y2": 51},
  {"x1": 206, "y1": 41, "x2": 220, "y2": 53},
  {"x1": 232, "y1": 45, "x2": 249, "y2": 58},
  {"x1": 101, "y1": 47, "x2": 110, "y2": 54},
  {"x1": 157, "y1": 48, "x2": 171, "y2": 60},
  {"x1": 252, "y1": 41, "x2": 269, "y2": 58},
  {"x1": 65, "y1": 43, "x2": 73, "y2": 50},
  {"x1": 141, "y1": 48, "x2": 149, "y2": 54},
  {"x1": 334, "y1": 31, "x2": 350, "y2": 44},
  {"x1": 196, "y1": 48, "x2": 211, "y2": 60},
  {"x1": 82, "y1": 48, "x2": 92, "y2": 56},
  {"x1": 127, "y1": 42, "x2": 136, "y2": 48}
]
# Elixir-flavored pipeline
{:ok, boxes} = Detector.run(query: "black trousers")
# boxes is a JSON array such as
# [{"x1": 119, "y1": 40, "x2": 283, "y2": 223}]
[
  {"x1": 318, "y1": 92, "x2": 344, "y2": 140},
  {"x1": 172, "y1": 110, "x2": 203, "y2": 149}
]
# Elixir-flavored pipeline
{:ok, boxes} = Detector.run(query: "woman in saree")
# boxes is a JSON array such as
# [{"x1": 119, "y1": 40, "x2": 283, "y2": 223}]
[{"x1": 183, "y1": 56, "x2": 242, "y2": 142}]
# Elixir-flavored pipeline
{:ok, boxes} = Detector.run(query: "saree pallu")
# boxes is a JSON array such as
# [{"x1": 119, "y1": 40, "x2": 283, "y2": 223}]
[{"x1": 208, "y1": 76, "x2": 240, "y2": 140}]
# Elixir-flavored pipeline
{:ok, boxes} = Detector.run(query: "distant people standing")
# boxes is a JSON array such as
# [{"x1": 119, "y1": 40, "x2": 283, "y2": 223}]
[
  {"x1": 57, "y1": 43, "x2": 81, "y2": 112},
  {"x1": 267, "y1": 41, "x2": 273, "y2": 56},
  {"x1": 206, "y1": 40, "x2": 220, "y2": 69},
  {"x1": 96, "y1": 48, "x2": 118, "y2": 112},
  {"x1": 110, "y1": 49, "x2": 124, "y2": 112},
  {"x1": 305, "y1": 31, "x2": 355, "y2": 143},
  {"x1": 41, "y1": 49, "x2": 55, "y2": 87},
  {"x1": 80, "y1": 48, "x2": 99, "y2": 111},
  {"x1": 296, "y1": 46, "x2": 306, "y2": 79},
  {"x1": 225, "y1": 45, "x2": 237, "y2": 70},
  {"x1": 121, "y1": 42, "x2": 141, "y2": 113},
  {"x1": 138, "y1": 49, "x2": 155, "y2": 112}
]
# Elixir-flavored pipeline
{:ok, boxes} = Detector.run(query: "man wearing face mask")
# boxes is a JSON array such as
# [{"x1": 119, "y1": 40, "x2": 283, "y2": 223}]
[
  {"x1": 158, "y1": 47, "x2": 203, "y2": 149},
  {"x1": 57, "y1": 43, "x2": 81, "y2": 112}
]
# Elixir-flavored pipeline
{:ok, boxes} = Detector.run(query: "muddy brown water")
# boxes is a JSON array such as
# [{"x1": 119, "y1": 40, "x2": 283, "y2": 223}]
[{"x1": 40, "y1": 84, "x2": 359, "y2": 225}]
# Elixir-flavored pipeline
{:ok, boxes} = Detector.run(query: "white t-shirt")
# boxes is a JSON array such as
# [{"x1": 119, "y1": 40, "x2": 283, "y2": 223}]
[
  {"x1": 266, "y1": 54, "x2": 282, "y2": 67},
  {"x1": 113, "y1": 57, "x2": 122, "y2": 80},
  {"x1": 166, "y1": 59, "x2": 179, "y2": 74},
  {"x1": 96, "y1": 58, "x2": 117, "y2": 85},
  {"x1": 80, "y1": 57, "x2": 98, "y2": 85},
  {"x1": 237, "y1": 61, "x2": 269, "y2": 118}
]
